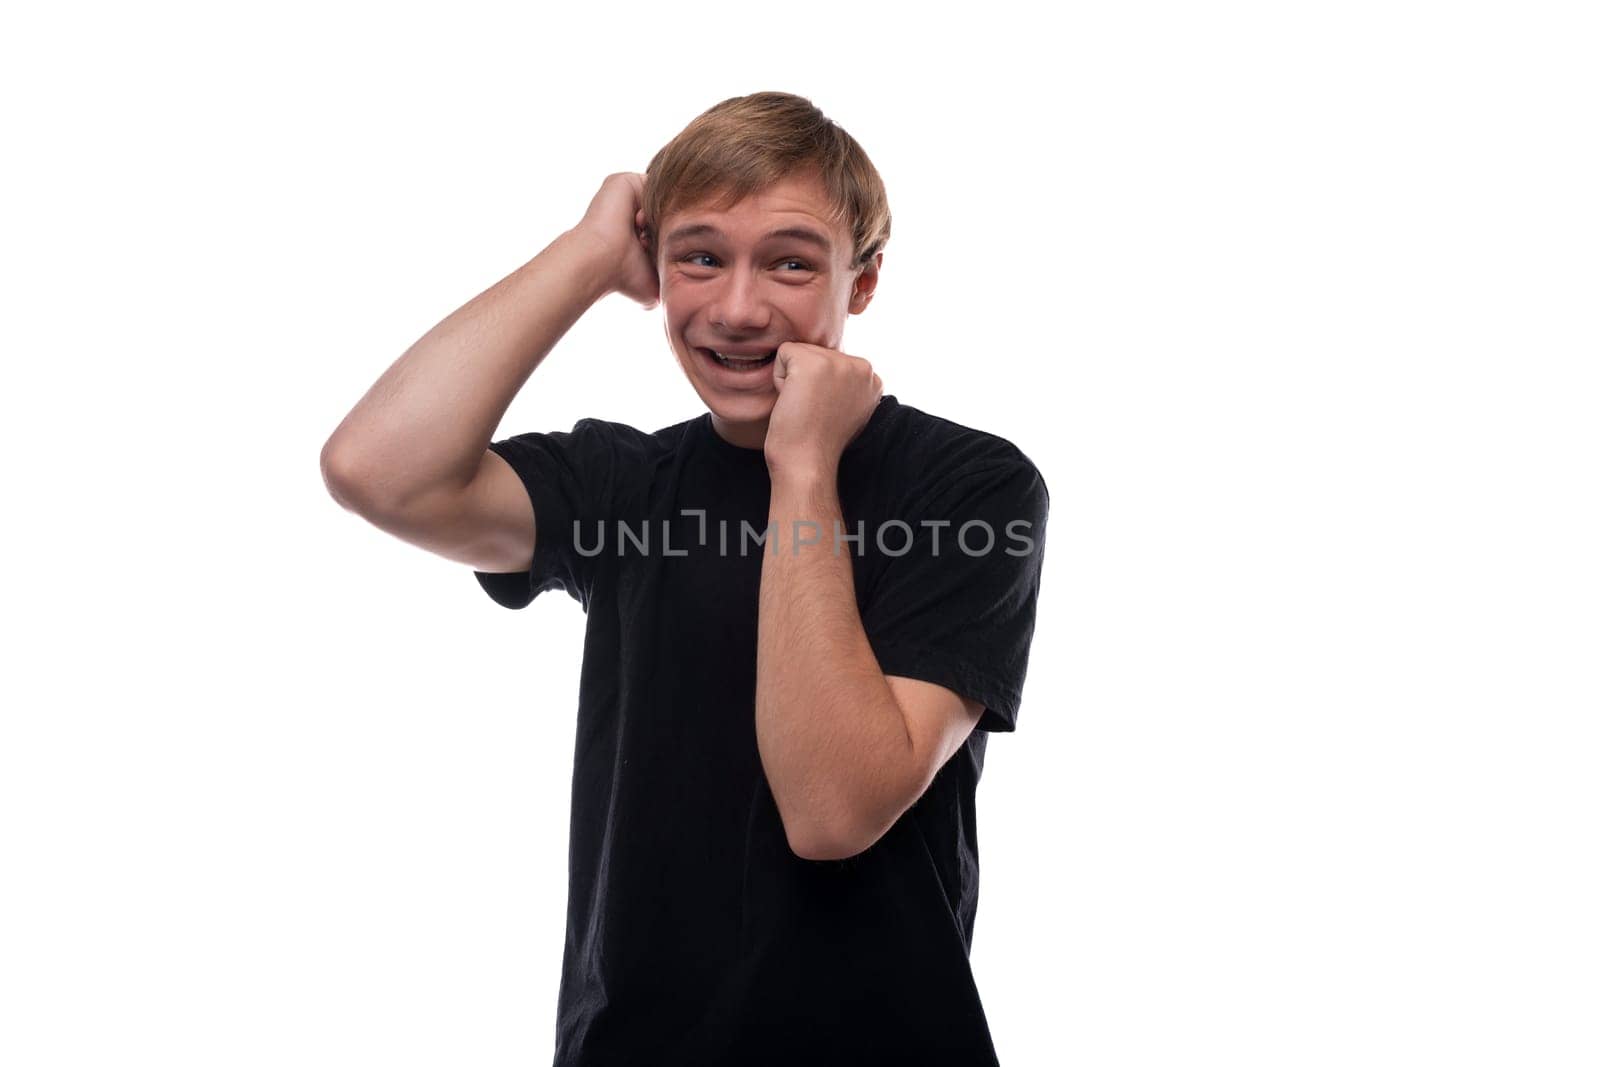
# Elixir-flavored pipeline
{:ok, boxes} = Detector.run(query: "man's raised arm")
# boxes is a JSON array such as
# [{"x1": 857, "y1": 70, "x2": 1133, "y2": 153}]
[{"x1": 318, "y1": 172, "x2": 658, "y2": 572}]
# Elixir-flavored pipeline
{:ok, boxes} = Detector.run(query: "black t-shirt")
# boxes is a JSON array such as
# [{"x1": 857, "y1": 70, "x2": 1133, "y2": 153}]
[{"x1": 474, "y1": 395, "x2": 1049, "y2": 1066}]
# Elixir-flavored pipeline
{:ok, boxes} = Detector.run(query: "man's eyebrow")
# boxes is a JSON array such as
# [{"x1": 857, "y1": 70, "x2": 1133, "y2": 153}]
[{"x1": 662, "y1": 223, "x2": 834, "y2": 253}]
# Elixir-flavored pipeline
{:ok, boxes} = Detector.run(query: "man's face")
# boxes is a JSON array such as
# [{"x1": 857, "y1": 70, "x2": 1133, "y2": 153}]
[{"x1": 655, "y1": 171, "x2": 881, "y2": 449}]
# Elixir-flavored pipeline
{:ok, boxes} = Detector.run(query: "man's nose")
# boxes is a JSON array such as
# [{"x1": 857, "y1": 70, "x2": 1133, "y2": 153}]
[{"x1": 708, "y1": 269, "x2": 771, "y2": 333}]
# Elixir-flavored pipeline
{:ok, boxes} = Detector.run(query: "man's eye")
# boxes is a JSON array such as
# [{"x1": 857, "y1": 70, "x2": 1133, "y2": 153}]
[{"x1": 680, "y1": 254, "x2": 810, "y2": 272}]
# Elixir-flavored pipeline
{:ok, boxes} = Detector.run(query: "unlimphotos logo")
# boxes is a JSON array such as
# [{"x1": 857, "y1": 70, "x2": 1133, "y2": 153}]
[{"x1": 571, "y1": 510, "x2": 1037, "y2": 558}]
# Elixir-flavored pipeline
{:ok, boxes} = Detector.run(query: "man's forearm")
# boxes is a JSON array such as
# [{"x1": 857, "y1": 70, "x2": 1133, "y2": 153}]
[
  {"x1": 320, "y1": 227, "x2": 614, "y2": 512},
  {"x1": 755, "y1": 469, "x2": 913, "y2": 859}
]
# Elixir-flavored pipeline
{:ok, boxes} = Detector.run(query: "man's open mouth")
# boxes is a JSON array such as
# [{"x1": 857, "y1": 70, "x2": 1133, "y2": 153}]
[{"x1": 699, "y1": 348, "x2": 778, "y2": 369}]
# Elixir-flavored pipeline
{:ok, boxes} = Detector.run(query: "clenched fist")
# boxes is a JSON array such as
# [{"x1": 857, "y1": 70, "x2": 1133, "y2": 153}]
[
  {"x1": 573, "y1": 171, "x2": 659, "y2": 309},
  {"x1": 764, "y1": 342, "x2": 883, "y2": 481}
]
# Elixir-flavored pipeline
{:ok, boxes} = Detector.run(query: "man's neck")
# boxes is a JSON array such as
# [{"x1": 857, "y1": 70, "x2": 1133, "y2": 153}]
[{"x1": 709, "y1": 412, "x2": 769, "y2": 451}]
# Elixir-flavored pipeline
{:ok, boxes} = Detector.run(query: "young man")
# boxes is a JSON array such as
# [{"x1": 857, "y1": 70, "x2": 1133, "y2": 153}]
[{"x1": 321, "y1": 92, "x2": 1048, "y2": 1066}]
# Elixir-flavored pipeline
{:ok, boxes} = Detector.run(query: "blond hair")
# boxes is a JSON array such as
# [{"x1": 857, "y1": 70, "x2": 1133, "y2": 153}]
[{"x1": 643, "y1": 92, "x2": 891, "y2": 269}]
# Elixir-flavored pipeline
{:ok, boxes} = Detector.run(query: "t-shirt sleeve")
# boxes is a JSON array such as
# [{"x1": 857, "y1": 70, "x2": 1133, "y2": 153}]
[
  {"x1": 472, "y1": 418, "x2": 623, "y2": 611},
  {"x1": 861, "y1": 458, "x2": 1049, "y2": 733}
]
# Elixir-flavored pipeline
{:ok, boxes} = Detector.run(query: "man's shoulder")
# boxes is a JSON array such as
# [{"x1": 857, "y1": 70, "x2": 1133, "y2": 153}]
[
  {"x1": 556, "y1": 411, "x2": 698, "y2": 458},
  {"x1": 875, "y1": 398, "x2": 1046, "y2": 492}
]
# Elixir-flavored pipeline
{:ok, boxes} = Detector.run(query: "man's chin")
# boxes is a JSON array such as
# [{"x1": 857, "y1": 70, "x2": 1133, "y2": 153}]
[
  {"x1": 698, "y1": 393, "x2": 772, "y2": 447},
  {"x1": 699, "y1": 389, "x2": 775, "y2": 424}
]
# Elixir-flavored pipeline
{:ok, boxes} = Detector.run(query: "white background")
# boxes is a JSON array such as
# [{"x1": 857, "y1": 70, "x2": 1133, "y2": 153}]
[{"x1": 4, "y1": 1, "x2": 1596, "y2": 1064}]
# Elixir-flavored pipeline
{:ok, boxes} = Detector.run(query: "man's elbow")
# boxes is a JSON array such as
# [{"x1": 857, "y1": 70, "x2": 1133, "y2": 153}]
[
  {"x1": 320, "y1": 439, "x2": 407, "y2": 516},
  {"x1": 776, "y1": 769, "x2": 909, "y2": 861},
  {"x1": 784, "y1": 814, "x2": 885, "y2": 862},
  {"x1": 320, "y1": 439, "x2": 371, "y2": 512}
]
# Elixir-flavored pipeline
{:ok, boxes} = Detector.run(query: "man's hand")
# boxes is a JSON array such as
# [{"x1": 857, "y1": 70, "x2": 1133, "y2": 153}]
[
  {"x1": 764, "y1": 342, "x2": 883, "y2": 480},
  {"x1": 572, "y1": 171, "x2": 660, "y2": 309}
]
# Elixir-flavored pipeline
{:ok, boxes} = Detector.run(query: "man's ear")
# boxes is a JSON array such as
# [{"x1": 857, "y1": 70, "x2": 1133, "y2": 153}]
[{"x1": 848, "y1": 252, "x2": 883, "y2": 315}]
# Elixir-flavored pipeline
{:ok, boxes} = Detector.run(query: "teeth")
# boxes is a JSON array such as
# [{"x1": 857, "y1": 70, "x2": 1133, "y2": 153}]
[{"x1": 712, "y1": 350, "x2": 773, "y2": 364}]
